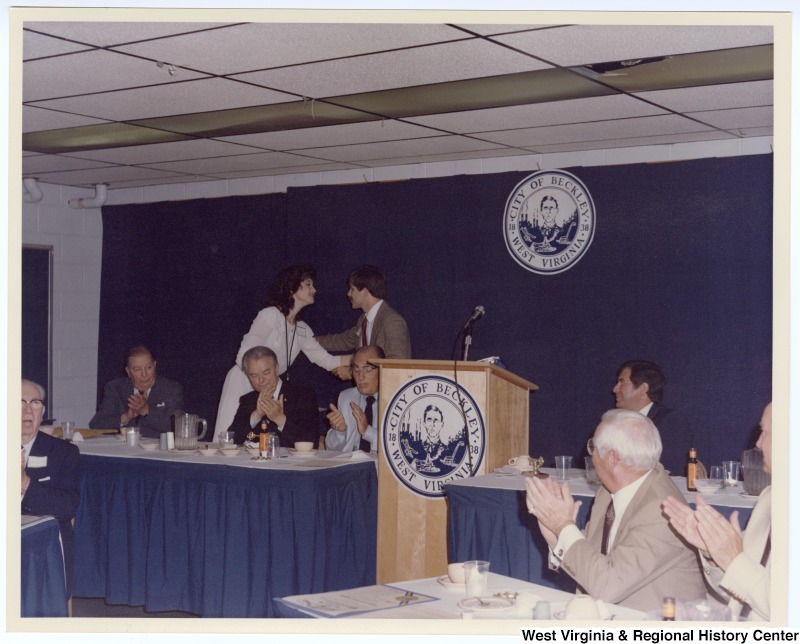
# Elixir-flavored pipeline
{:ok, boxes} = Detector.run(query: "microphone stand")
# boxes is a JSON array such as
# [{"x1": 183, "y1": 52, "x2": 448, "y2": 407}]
[{"x1": 462, "y1": 321, "x2": 474, "y2": 362}]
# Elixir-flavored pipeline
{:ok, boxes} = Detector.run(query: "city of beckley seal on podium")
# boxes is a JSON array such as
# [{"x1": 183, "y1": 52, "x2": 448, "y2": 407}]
[
  {"x1": 382, "y1": 375, "x2": 486, "y2": 498},
  {"x1": 503, "y1": 169, "x2": 596, "y2": 275}
]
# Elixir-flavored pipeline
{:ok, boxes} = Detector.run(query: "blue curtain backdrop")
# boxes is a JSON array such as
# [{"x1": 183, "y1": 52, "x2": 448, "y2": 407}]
[{"x1": 97, "y1": 154, "x2": 773, "y2": 467}]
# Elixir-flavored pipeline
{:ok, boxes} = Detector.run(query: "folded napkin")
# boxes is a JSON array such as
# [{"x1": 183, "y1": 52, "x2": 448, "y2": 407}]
[{"x1": 72, "y1": 431, "x2": 84, "y2": 444}]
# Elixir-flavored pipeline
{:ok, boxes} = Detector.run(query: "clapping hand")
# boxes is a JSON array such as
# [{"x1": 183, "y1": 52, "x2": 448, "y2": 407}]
[
  {"x1": 525, "y1": 476, "x2": 582, "y2": 548},
  {"x1": 327, "y1": 403, "x2": 347, "y2": 432}
]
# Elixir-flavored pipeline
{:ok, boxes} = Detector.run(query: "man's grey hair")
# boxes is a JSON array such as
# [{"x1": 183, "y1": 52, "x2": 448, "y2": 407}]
[
  {"x1": 22, "y1": 379, "x2": 46, "y2": 400},
  {"x1": 593, "y1": 409, "x2": 662, "y2": 471},
  {"x1": 241, "y1": 346, "x2": 278, "y2": 371}
]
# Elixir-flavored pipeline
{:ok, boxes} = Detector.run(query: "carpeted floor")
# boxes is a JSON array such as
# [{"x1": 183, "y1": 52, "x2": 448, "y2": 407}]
[{"x1": 71, "y1": 597, "x2": 199, "y2": 618}]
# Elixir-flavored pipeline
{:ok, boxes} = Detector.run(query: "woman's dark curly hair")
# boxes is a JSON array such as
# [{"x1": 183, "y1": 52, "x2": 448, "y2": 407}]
[{"x1": 266, "y1": 264, "x2": 317, "y2": 318}]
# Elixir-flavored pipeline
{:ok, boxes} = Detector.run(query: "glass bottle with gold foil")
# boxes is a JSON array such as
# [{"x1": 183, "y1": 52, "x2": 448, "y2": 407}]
[{"x1": 687, "y1": 448, "x2": 699, "y2": 491}]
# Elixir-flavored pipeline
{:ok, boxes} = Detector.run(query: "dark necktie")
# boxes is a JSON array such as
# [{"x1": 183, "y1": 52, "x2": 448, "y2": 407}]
[
  {"x1": 361, "y1": 317, "x2": 369, "y2": 347},
  {"x1": 359, "y1": 395, "x2": 374, "y2": 453},
  {"x1": 601, "y1": 500, "x2": 615, "y2": 555}
]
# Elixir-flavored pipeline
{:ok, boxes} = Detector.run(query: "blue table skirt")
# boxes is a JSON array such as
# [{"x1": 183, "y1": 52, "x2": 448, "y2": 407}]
[
  {"x1": 445, "y1": 484, "x2": 753, "y2": 592},
  {"x1": 21, "y1": 517, "x2": 68, "y2": 617},
  {"x1": 73, "y1": 456, "x2": 378, "y2": 617}
]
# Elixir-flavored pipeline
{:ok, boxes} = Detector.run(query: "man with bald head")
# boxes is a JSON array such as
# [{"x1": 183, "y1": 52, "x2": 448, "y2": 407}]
[
  {"x1": 21, "y1": 379, "x2": 80, "y2": 597},
  {"x1": 89, "y1": 345, "x2": 184, "y2": 438},
  {"x1": 526, "y1": 409, "x2": 705, "y2": 611},
  {"x1": 326, "y1": 345, "x2": 384, "y2": 453},
  {"x1": 663, "y1": 402, "x2": 773, "y2": 620}
]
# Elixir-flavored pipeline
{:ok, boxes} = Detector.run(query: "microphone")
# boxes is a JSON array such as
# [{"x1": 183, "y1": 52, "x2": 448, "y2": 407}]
[{"x1": 463, "y1": 305, "x2": 486, "y2": 329}]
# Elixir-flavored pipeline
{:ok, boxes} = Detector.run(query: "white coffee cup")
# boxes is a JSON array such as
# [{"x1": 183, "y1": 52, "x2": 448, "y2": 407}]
[
  {"x1": 447, "y1": 562, "x2": 466, "y2": 584},
  {"x1": 564, "y1": 596, "x2": 600, "y2": 619}
]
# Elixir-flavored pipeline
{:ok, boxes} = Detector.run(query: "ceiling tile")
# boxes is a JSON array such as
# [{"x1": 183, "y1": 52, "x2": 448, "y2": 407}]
[
  {"x1": 529, "y1": 129, "x2": 739, "y2": 153},
  {"x1": 474, "y1": 114, "x2": 715, "y2": 147},
  {"x1": 299, "y1": 135, "x2": 505, "y2": 163},
  {"x1": 493, "y1": 25, "x2": 773, "y2": 67},
  {"x1": 23, "y1": 30, "x2": 92, "y2": 59},
  {"x1": 404, "y1": 94, "x2": 667, "y2": 133},
  {"x1": 32, "y1": 165, "x2": 189, "y2": 187},
  {"x1": 25, "y1": 22, "x2": 233, "y2": 48},
  {"x1": 451, "y1": 24, "x2": 559, "y2": 36},
  {"x1": 23, "y1": 105, "x2": 111, "y2": 133},
  {"x1": 22, "y1": 154, "x2": 117, "y2": 174},
  {"x1": 637, "y1": 80, "x2": 773, "y2": 113},
  {"x1": 688, "y1": 106, "x2": 773, "y2": 130},
  {"x1": 233, "y1": 38, "x2": 552, "y2": 99},
  {"x1": 219, "y1": 120, "x2": 439, "y2": 151},
  {"x1": 359, "y1": 147, "x2": 533, "y2": 167},
  {"x1": 215, "y1": 163, "x2": 362, "y2": 178},
  {"x1": 141, "y1": 151, "x2": 334, "y2": 175},
  {"x1": 29, "y1": 77, "x2": 292, "y2": 122},
  {"x1": 62, "y1": 138, "x2": 265, "y2": 165},
  {"x1": 23, "y1": 48, "x2": 210, "y2": 102},
  {"x1": 112, "y1": 23, "x2": 468, "y2": 76}
]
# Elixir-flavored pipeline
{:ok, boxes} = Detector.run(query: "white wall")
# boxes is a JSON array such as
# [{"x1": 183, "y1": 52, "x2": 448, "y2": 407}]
[
  {"x1": 22, "y1": 183, "x2": 103, "y2": 427},
  {"x1": 22, "y1": 138, "x2": 773, "y2": 426}
]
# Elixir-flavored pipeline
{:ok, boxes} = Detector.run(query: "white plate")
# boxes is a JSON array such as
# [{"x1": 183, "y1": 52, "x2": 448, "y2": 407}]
[
  {"x1": 168, "y1": 448, "x2": 198, "y2": 456},
  {"x1": 437, "y1": 576, "x2": 466, "y2": 590},
  {"x1": 139, "y1": 442, "x2": 158, "y2": 451},
  {"x1": 289, "y1": 449, "x2": 317, "y2": 457},
  {"x1": 553, "y1": 610, "x2": 613, "y2": 620},
  {"x1": 197, "y1": 447, "x2": 219, "y2": 457},
  {"x1": 219, "y1": 448, "x2": 242, "y2": 458},
  {"x1": 458, "y1": 597, "x2": 514, "y2": 611}
]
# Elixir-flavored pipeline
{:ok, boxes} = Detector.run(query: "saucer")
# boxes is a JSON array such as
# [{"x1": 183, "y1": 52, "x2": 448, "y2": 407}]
[
  {"x1": 458, "y1": 597, "x2": 514, "y2": 611},
  {"x1": 289, "y1": 448, "x2": 317, "y2": 457},
  {"x1": 219, "y1": 448, "x2": 241, "y2": 458},
  {"x1": 139, "y1": 441, "x2": 158, "y2": 451},
  {"x1": 553, "y1": 610, "x2": 613, "y2": 620},
  {"x1": 437, "y1": 576, "x2": 465, "y2": 590}
]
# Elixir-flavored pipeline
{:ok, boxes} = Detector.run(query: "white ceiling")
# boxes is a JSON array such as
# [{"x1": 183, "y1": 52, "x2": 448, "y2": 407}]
[{"x1": 20, "y1": 21, "x2": 774, "y2": 189}]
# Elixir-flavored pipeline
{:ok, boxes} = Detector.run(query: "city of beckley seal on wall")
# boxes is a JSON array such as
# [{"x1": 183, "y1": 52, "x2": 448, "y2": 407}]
[
  {"x1": 503, "y1": 169, "x2": 596, "y2": 275},
  {"x1": 382, "y1": 376, "x2": 486, "y2": 498}
]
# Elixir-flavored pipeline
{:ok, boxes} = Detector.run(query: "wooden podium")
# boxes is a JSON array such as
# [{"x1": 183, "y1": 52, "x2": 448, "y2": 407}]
[{"x1": 372, "y1": 359, "x2": 538, "y2": 583}]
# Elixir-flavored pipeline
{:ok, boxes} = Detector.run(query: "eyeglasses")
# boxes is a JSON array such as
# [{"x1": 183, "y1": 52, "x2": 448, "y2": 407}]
[
  {"x1": 587, "y1": 438, "x2": 595, "y2": 455},
  {"x1": 22, "y1": 399, "x2": 44, "y2": 410},
  {"x1": 351, "y1": 365, "x2": 377, "y2": 375}
]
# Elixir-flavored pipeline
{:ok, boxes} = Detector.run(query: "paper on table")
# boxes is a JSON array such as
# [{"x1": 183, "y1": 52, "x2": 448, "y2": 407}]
[{"x1": 278, "y1": 584, "x2": 438, "y2": 618}]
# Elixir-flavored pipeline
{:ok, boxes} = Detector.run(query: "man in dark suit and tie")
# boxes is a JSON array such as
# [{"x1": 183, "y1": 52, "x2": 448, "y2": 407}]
[
  {"x1": 89, "y1": 345, "x2": 184, "y2": 438},
  {"x1": 228, "y1": 345, "x2": 319, "y2": 447},
  {"x1": 612, "y1": 360, "x2": 694, "y2": 475},
  {"x1": 325, "y1": 345, "x2": 384, "y2": 453},
  {"x1": 21, "y1": 379, "x2": 80, "y2": 597},
  {"x1": 316, "y1": 265, "x2": 411, "y2": 378}
]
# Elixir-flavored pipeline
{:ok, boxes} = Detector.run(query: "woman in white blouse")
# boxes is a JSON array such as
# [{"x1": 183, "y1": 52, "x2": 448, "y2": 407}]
[{"x1": 213, "y1": 264, "x2": 350, "y2": 440}]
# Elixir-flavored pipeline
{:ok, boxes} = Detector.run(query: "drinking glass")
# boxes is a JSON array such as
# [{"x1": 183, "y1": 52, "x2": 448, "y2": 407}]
[
  {"x1": 722, "y1": 460, "x2": 740, "y2": 487},
  {"x1": 61, "y1": 421, "x2": 75, "y2": 441},
  {"x1": 464, "y1": 560, "x2": 489, "y2": 596},
  {"x1": 709, "y1": 466, "x2": 723, "y2": 484},
  {"x1": 555, "y1": 456, "x2": 572, "y2": 480}
]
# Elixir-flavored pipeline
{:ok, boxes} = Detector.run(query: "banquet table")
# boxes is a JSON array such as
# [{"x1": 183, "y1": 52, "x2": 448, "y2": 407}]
[
  {"x1": 274, "y1": 571, "x2": 648, "y2": 620},
  {"x1": 21, "y1": 515, "x2": 68, "y2": 617},
  {"x1": 72, "y1": 436, "x2": 378, "y2": 617},
  {"x1": 445, "y1": 467, "x2": 757, "y2": 592}
]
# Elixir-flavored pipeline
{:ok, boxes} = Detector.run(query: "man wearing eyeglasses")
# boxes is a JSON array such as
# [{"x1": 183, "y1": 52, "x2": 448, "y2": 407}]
[
  {"x1": 326, "y1": 345, "x2": 385, "y2": 453},
  {"x1": 525, "y1": 409, "x2": 705, "y2": 612},
  {"x1": 21, "y1": 379, "x2": 80, "y2": 597}
]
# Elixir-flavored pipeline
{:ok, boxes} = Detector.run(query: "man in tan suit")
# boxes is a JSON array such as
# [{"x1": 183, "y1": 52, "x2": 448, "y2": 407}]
[
  {"x1": 663, "y1": 402, "x2": 772, "y2": 620},
  {"x1": 526, "y1": 409, "x2": 705, "y2": 612}
]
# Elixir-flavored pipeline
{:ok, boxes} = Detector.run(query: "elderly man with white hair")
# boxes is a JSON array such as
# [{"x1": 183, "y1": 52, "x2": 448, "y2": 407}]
[{"x1": 526, "y1": 409, "x2": 705, "y2": 612}]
